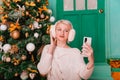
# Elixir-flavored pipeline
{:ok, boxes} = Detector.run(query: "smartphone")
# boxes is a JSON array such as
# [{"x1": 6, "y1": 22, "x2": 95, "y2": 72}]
[{"x1": 83, "y1": 37, "x2": 92, "y2": 45}]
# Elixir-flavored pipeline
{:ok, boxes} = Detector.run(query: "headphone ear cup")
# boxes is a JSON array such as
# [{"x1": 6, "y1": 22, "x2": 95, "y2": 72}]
[
  {"x1": 68, "y1": 29, "x2": 75, "y2": 42},
  {"x1": 50, "y1": 25, "x2": 56, "y2": 38}
]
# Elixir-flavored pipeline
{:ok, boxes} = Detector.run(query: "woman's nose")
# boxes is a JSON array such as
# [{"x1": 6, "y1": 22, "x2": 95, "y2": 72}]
[{"x1": 61, "y1": 30, "x2": 64, "y2": 35}]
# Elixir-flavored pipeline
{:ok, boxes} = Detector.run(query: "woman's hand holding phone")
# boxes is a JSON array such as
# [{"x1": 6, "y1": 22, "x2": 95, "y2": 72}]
[
  {"x1": 82, "y1": 37, "x2": 93, "y2": 57},
  {"x1": 82, "y1": 37, "x2": 94, "y2": 69}
]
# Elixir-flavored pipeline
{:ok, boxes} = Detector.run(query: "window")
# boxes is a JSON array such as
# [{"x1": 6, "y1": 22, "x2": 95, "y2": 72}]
[{"x1": 64, "y1": 0, "x2": 97, "y2": 11}]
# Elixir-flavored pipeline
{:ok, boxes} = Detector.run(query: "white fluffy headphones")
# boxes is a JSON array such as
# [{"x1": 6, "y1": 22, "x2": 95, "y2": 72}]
[{"x1": 50, "y1": 20, "x2": 76, "y2": 42}]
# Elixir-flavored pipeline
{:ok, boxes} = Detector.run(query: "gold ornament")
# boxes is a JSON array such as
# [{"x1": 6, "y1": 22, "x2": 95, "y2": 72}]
[
  {"x1": 25, "y1": 1, "x2": 36, "y2": 6},
  {"x1": 10, "y1": 30, "x2": 20, "y2": 39},
  {"x1": 0, "y1": 6, "x2": 4, "y2": 14},
  {"x1": 46, "y1": 16, "x2": 49, "y2": 19},
  {"x1": 36, "y1": 18, "x2": 40, "y2": 22},
  {"x1": 1, "y1": 15, "x2": 8, "y2": 24},
  {"x1": 9, "y1": 44, "x2": 19, "y2": 54},
  {"x1": 29, "y1": 24, "x2": 34, "y2": 30},
  {"x1": 46, "y1": 25, "x2": 50, "y2": 34},
  {"x1": 27, "y1": 68, "x2": 38, "y2": 73},
  {"x1": 38, "y1": 5, "x2": 48, "y2": 14},
  {"x1": 0, "y1": 36, "x2": 4, "y2": 42},
  {"x1": 13, "y1": 0, "x2": 21, "y2": 3},
  {"x1": 14, "y1": 73, "x2": 19, "y2": 77},
  {"x1": 37, "y1": 0, "x2": 40, "y2": 2},
  {"x1": 9, "y1": 19, "x2": 21, "y2": 32},
  {"x1": 45, "y1": 0, "x2": 49, "y2": 5},
  {"x1": 2, "y1": 0, "x2": 10, "y2": 7},
  {"x1": 25, "y1": 32, "x2": 29, "y2": 38},
  {"x1": 21, "y1": 55, "x2": 27, "y2": 60},
  {"x1": 7, "y1": 0, "x2": 11, "y2": 2},
  {"x1": 13, "y1": 58, "x2": 20, "y2": 66},
  {"x1": 25, "y1": 11, "x2": 29, "y2": 16}
]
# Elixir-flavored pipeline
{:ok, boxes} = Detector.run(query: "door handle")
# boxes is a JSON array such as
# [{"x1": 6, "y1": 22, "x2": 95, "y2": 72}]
[{"x1": 99, "y1": 9, "x2": 104, "y2": 13}]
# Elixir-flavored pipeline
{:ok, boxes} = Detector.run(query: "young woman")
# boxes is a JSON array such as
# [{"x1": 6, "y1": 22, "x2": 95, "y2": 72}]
[{"x1": 37, "y1": 20, "x2": 94, "y2": 80}]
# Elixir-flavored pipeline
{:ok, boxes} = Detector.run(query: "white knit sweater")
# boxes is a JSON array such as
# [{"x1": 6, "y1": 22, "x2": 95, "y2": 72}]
[{"x1": 37, "y1": 45, "x2": 94, "y2": 80}]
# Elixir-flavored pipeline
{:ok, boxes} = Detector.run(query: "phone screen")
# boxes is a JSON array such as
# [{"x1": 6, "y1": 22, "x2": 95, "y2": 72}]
[{"x1": 83, "y1": 37, "x2": 92, "y2": 45}]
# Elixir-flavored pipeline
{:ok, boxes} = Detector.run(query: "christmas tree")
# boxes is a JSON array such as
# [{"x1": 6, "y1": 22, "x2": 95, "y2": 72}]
[{"x1": 0, "y1": 0, "x2": 55, "y2": 79}]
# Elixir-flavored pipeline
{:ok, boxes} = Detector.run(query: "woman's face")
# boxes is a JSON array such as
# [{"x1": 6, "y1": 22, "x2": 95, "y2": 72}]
[{"x1": 55, "y1": 23, "x2": 71, "y2": 42}]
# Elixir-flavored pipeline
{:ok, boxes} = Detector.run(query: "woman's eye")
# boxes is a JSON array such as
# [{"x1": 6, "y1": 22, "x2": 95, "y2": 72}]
[
  {"x1": 65, "y1": 30, "x2": 69, "y2": 32},
  {"x1": 57, "y1": 29, "x2": 61, "y2": 31}
]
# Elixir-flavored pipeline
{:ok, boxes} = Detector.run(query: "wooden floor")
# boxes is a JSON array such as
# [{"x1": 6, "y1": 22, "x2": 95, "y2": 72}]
[{"x1": 112, "y1": 72, "x2": 120, "y2": 80}]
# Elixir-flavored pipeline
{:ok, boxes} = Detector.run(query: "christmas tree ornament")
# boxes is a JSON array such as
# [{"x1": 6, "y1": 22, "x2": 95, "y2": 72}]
[
  {"x1": 34, "y1": 32, "x2": 39, "y2": 38},
  {"x1": 14, "y1": 61, "x2": 19, "y2": 65},
  {"x1": 2, "y1": 0, "x2": 10, "y2": 7},
  {"x1": 50, "y1": 16, "x2": 55, "y2": 22},
  {"x1": 37, "y1": 0, "x2": 40, "y2": 2},
  {"x1": 13, "y1": 0, "x2": 21, "y2": 3},
  {"x1": 1, "y1": 15, "x2": 8, "y2": 24},
  {"x1": 39, "y1": 24, "x2": 42, "y2": 28},
  {"x1": 33, "y1": 21, "x2": 39, "y2": 29},
  {"x1": 5, "y1": 57, "x2": 11, "y2": 62},
  {"x1": 46, "y1": 25, "x2": 51, "y2": 34},
  {"x1": 17, "y1": 4, "x2": 25, "y2": 11},
  {"x1": 2, "y1": 55, "x2": 6, "y2": 61},
  {"x1": 36, "y1": 18, "x2": 40, "y2": 22},
  {"x1": 21, "y1": 55, "x2": 27, "y2": 61},
  {"x1": 9, "y1": 19, "x2": 21, "y2": 32},
  {"x1": 9, "y1": 44, "x2": 19, "y2": 54},
  {"x1": 47, "y1": 9, "x2": 52, "y2": 14},
  {"x1": 29, "y1": 73, "x2": 36, "y2": 80},
  {"x1": 46, "y1": 15, "x2": 49, "y2": 19},
  {"x1": 26, "y1": 43, "x2": 35, "y2": 52},
  {"x1": 12, "y1": 58, "x2": 20, "y2": 65},
  {"x1": 45, "y1": 0, "x2": 49, "y2": 5},
  {"x1": 29, "y1": 24, "x2": 34, "y2": 30},
  {"x1": 10, "y1": 30, "x2": 20, "y2": 39},
  {"x1": 27, "y1": 68, "x2": 38, "y2": 73},
  {"x1": 2, "y1": 44, "x2": 11, "y2": 53},
  {"x1": 14, "y1": 73, "x2": 19, "y2": 77},
  {"x1": 0, "y1": 24, "x2": 7, "y2": 31},
  {"x1": 40, "y1": 13, "x2": 45, "y2": 19},
  {"x1": 0, "y1": 36, "x2": 4, "y2": 42},
  {"x1": 25, "y1": 1, "x2": 36, "y2": 7},
  {"x1": 8, "y1": 10, "x2": 22, "y2": 20},
  {"x1": 7, "y1": 0, "x2": 11, "y2": 2},
  {"x1": 25, "y1": 32, "x2": 29, "y2": 38},
  {"x1": 25, "y1": 11, "x2": 29, "y2": 16},
  {"x1": 26, "y1": 43, "x2": 35, "y2": 62},
  {"x1": 0, "y1": 6, "x2": 4, "y2": 15},
  {"x1": 20, "y1": 70, "x2": 29, "y2": 80}
]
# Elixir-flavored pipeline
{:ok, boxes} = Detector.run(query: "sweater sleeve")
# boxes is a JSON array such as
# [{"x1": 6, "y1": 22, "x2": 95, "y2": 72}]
[
  {"x1": 79, "y1": 62, "x2": 94, "y2": 79},
  {"x1": 75, "y1": 48, "x2": 94, "y2": 79},
  {"x1": 37, "y1": 45, "x2": 52, "y2": 75}
]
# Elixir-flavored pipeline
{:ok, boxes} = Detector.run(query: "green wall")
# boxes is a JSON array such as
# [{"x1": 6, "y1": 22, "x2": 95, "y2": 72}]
[
  {"x1": 106, "y1": 0, "x2": 120, "y2": 58},
  {"x1": 109, "y1": 0, "x2": 120, "y2": 58}
]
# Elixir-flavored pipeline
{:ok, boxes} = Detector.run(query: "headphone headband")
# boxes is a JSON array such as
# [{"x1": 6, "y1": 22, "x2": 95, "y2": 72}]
[{"x1": 54, "y1": 20, "x2": 73, "y2": 29}]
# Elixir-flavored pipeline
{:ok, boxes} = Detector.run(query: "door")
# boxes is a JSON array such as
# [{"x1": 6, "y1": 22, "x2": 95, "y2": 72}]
[{"x1": 56, "y1": 0, "x2": 105, "y2": 63}]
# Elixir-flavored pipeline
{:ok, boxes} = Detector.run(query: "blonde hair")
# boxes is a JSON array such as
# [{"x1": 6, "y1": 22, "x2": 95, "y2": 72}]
[{"x1": 55, "y1": 20, "x2": 73, "y2": 29}]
